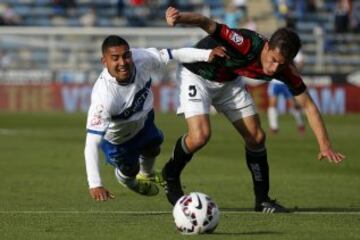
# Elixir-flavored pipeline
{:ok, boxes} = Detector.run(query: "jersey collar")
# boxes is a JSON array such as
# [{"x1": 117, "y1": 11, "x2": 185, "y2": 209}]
[{"x1": 104, "y1": 67, "x2": 136, "y2": 86}]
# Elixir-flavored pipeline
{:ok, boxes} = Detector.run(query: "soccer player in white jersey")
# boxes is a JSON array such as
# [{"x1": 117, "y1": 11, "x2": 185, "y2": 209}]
[
  {"x1": 267, "y1": 51, "x2": 305, "y2": 134},
  {"x1": 84, "y1": 35, "x2": 227, "y2": 201}
]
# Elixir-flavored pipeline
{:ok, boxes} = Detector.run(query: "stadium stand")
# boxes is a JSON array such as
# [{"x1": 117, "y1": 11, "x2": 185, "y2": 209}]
[
  {"x1": 0, "y1": 0, "x2": 359, "y2": 80},
  {"x1": 271, "y1": 0, "x2": 360, "y2": 74}
]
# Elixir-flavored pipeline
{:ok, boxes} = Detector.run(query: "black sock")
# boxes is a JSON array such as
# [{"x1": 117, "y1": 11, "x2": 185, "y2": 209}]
[
  {"x1": 164, "y1": 136, "x2": 193, "y2": 178},
  {"x1": 245, "y1": 147, "x2": 270, "y2": 204}
]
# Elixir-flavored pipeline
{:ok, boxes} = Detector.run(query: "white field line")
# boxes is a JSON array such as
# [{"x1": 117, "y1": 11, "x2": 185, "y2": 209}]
[
  {"x1": 0, "y1": 210, "x2": 170, "y2": 215},
  {"x1": 0, "y1": 128, "x2": 18, "y2": 135},
  {"x1": 0, "y1": 128, "x2": 45, "y2": 136},
  {"x1": 0, "y1": 210, "x2": 359, "y2": 215}
]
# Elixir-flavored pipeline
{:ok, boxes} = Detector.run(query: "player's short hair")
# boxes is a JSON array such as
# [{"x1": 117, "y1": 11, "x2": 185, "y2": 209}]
[
  {"x1": 101, "y1": 35, "x2": 129, "y2": 53},
  {"x1": 268, "y1": 28, "x2": 301, "y2": 62}
]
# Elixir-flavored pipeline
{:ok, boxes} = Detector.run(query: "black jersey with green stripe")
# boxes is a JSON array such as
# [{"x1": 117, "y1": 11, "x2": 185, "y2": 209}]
[{"x1": 183, "y1": 23, "x2": 306, "y2": 96}]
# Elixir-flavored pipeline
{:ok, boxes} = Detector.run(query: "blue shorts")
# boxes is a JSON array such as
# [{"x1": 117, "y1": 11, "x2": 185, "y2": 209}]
[
  {"x1": 268, "y1": 81, "x2": 292, "y2": 99},
  {"x1": 100, "y1": 111, "x2": 164, "y2": 168}
]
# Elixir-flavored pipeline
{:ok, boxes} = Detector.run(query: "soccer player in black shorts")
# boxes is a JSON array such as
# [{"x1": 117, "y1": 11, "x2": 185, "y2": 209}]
[{"x1": 161, "y1": 7, "x2": 345, "y2": 213}]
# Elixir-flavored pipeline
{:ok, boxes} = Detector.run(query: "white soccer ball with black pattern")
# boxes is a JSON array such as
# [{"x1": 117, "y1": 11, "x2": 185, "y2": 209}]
[{"x1": 172, "y1": 192, "x2": 220, "y2": 235}]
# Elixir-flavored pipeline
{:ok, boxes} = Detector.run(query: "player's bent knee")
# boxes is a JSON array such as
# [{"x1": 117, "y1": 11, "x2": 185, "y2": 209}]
[
  {"x1": 245, "y1": 130, "x2": 266, "y2": 149},
  {"x1": 142, "y1": 146, "x2": 161, "y2": 158},
  {"x1": 119, "y1": 163, "x2": 140, "y2": 178},
  {"x1": 187, "y1": 131, "x2": 211, "y2": 151}
]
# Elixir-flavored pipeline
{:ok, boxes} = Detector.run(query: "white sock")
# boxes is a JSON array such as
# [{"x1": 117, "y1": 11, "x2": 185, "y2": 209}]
[
  {"x1": 114, "y1": 168, "x2": 137, "y2": 188},
  {"x1": 139, "y1": 155, "x2": 155, "y2": 177},
  {"x1": 268, "y1": 107, "x2": 278, "y2": 130},
  {"x1": 289, "y1": 108, "x2": 304, "y2": 127}
]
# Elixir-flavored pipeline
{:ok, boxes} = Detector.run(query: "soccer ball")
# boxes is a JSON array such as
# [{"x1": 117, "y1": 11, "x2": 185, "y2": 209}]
[{"x1": 172, "y1": 192, "x2": 220, "y2": 235}]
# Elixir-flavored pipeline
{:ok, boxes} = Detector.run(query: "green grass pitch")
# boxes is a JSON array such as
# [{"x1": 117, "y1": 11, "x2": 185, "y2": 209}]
[{"x1": 0, "y1": 112, "x2": 359, "y2": 240}]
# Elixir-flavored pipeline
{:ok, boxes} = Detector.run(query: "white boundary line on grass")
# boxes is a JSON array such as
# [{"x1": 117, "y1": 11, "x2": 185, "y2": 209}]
[
  {"x1": 0, "y1": 211, "x2": 169, "y2": 214},
  {"x1": 0, "y1": 210, "x2": 360, "y2": 215}
]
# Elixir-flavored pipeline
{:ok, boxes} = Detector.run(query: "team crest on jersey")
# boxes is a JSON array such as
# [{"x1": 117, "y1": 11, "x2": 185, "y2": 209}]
[
  {"x1": 90, "y1": 104, "x2": 104, "y2": 126},
  {"x1": 230, "y1": 32, "x2": 244, "y2": 45},
  {"x1": 90, "y1": 115, "x2": 102, "y2": 126},
  {"x1": 95, "y1": 104, "x2": 104, "y2": 113}
]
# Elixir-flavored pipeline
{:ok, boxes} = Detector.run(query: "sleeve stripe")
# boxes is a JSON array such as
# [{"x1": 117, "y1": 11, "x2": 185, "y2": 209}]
[
  {"x1": 87, "y1": 129, "x2": 105, "y2": 136},
  {"x1": 167, "y1": 49, "x2": 173, "y2": 59}
]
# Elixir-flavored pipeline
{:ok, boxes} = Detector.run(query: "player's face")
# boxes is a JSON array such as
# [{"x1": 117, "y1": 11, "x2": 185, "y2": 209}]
[
  {"x1": 261, "y1": 43, "x2": 287, "y2": 76},
  {"x1": 102, "y1": 45, "x2": 133, "y2": 82}
]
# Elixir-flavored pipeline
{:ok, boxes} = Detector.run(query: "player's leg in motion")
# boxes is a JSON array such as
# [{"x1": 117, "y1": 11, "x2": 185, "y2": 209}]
[
  {"x1": 138, "y1": 154, "x2": 156, "y2": 177},
  {"x1": 114, "y1": 159, "x2": 159, "y2": 196},
  {"x1": 136, "y1": 115, "x2": 165, "y2": 185},
  {"x1": 162, "y1": 66, "x2": 212, "y2": 205},
  {"x1": 267, "y1": 82, "x2": 280, "y2": 133},
  {"x1": 162, "y1": 114, "x2": 211, "y2": 205},
  {"x1": 280, "y1": 82, "x2": 305, "y2": 134},
  {"x1": 288, "y1": 99, "x2": 305, "y2": 134},
  {"x1": 233, "y1": 114, "x2": 288, "y2": 213},
  {"x1": 267, "y1": 95, "x2": 279, "y2": 133},
  {"x1": 114, "y1": 161, "x2": 140, "y2": 190},
  {"x1": 233, "y1": 115, "x2": 269, "y2": 204},
  {"x1": 108, "y1": 112, "x2": 162, "y2": 196},
  {"x1": 136, "y1": 143, "x2": 164, "y2": 185}
]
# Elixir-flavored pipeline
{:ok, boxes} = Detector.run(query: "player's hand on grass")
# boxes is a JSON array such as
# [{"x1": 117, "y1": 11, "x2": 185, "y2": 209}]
[
  {"x1": 317, "y1": 148, "x2": 345, "y2": 164},
  {"x1": 89, "y1": 187, "x2": 115, "y2": 201},
  {"x1": 208, "y1": 46, "x2": 229, "y2": 62},
  {"x1": 166, "y1": 7, "x2": 180, "y2": 26}
]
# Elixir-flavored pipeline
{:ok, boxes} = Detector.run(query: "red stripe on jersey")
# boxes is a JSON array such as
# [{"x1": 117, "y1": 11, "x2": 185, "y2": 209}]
[{"x1": 219, "y1": 24, "x2": 251, "y2": 55}]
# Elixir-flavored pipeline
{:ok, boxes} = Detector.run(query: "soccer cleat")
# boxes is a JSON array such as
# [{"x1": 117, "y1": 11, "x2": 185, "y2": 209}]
[
  {"x1": 162, "y1": 166, "x2": 184, "y2": 206},
  {"x1": 115, "y1": 168, "x2": 159, "y2": 196},
  {"x1": 270, "y1": 128, "x2": 279, "y2": 134},
  {"x1": 131, "y1": 180, "x2": 159, "y2": 196},
  {"x1": 136, "y1": 170, "x2": 165, "y2": 187},
  {"x1": 255, "y1": 199, "x2": 290, "y2": 213},
  {"x1": 298, "y1": 125, "x2": 305, "y2": 135}
]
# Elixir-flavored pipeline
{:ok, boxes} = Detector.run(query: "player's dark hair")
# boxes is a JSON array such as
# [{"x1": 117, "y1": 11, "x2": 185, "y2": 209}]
[
  {"x1": 101, "y1": 35, "x2": 129, "y2": 53},
  {"x1": 268, "y1": 28, "x2": 301, "y2": 61}
]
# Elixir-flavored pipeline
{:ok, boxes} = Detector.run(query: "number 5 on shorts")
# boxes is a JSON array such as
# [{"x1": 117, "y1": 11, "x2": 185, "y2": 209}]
[{"x1": 189, "y1": 85, "x2": 197, "y2": 97}]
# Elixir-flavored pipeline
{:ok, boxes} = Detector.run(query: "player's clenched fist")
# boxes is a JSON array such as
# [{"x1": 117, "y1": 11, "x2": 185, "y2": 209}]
[
  {"x1": 166, "y1": 7, "x2": 180, "y2": 27},
  {"x1": 208, "y1": 46, "x2": 229, "y2": 62}
]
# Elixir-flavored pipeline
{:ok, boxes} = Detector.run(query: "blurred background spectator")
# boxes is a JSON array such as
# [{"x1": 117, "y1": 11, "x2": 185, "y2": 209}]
[
  {"x1": 52, "y1": 0, "x2": 77, "y2": 16},
  {"x1": 0, "y1": 3, "x2": 22, "y2": 25},
  {"x1": 223, "y1": 0, "x2": 244, "y2": 28},
  {"x1": 80, "y1": 7, "x2": 96, "y2": 27},
  {"x1": 334, "y1": 0, "x2": 352, "y2": 33},
  {"x1": 125, "y1": 0, "x2": 150, "y2": 27}
]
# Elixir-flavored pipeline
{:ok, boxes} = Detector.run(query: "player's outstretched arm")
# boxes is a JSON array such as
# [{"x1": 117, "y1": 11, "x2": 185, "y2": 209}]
[
  {"x1": 295, "y1": 91, "x2": 345, "y2": 164},
  {"x1": 85, "y1": 133, "x2": 115, "y2": 201},
  {"x1": 168, "y1": 46, "x2": 228, "y2": 64},
  {"x1": 165, "y1": 6, "x2": 217, "y2": 34}
]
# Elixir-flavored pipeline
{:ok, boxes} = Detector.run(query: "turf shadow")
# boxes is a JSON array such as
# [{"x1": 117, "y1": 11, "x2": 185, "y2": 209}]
[{"x1": 212, "y1": 230, "x2": 284, "y2": 236}]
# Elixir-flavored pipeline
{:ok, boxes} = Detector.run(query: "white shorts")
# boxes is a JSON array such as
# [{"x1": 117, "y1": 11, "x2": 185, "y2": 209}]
[{"x1": 176, "y1": 66, "x2": 257, "y2": 122}]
